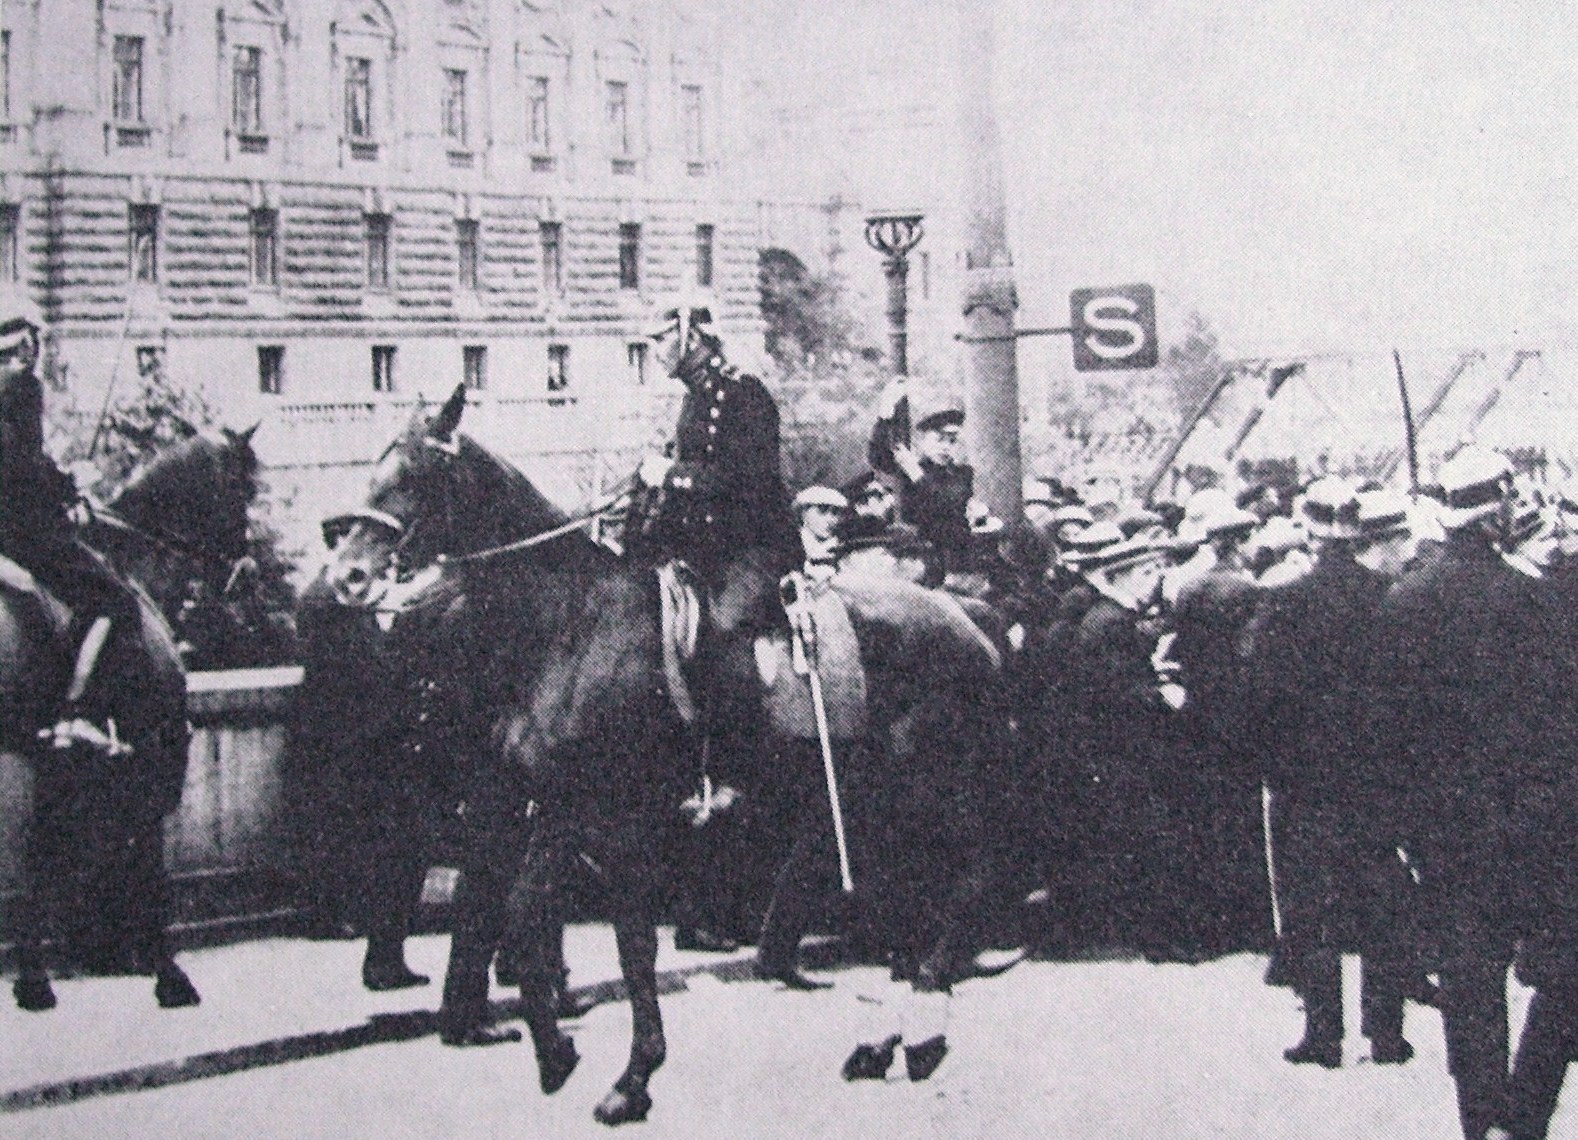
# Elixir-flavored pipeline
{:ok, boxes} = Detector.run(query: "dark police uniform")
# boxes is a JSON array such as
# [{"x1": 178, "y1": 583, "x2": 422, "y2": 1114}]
[
  {"x1": 1368, "y1": 527, "x2": 1542, "y2": 1139},
  {"x1": 1249, "y1": 544, "x2": 1414, "y2": 1063},
  {"x1": 634, "y1": 357, "x2": 794, "y2": 583}
]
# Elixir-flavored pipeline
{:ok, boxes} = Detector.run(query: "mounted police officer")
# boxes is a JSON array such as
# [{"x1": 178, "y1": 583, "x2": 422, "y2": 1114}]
[
  {"x1": 628, "y1": 298, "x2": 796, "y2": 627},
  {"x1": 0, "y1": 290, "x2": 140, "y2": 754}
]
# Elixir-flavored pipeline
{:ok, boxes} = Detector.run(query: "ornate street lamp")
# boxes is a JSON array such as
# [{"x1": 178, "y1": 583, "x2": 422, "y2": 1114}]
[{"x1": 864, "y1": 211, "x2": 925, "y2": 376}]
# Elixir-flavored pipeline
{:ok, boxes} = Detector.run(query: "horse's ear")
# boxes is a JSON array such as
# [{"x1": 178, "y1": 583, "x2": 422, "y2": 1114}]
[
  {"x1": 224, "y1": 421, "x2": 260, "y2": 447},
  {"x1": 430, "y1": 383, "x2": 467, "y2": 440}
]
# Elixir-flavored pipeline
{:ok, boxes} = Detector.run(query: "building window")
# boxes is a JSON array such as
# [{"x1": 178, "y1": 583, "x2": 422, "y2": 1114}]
[
  {"x1": 372, "y1": 344, "x2": 396, "y2": 392},
  {"x1": 128, "y1": 204, "x2": 158, "y2": 282},
  {"x1": 113, "y1": 36, "x2": 145, "y2": 124},
  {"x1": 1, "y1": 31, "x2": 12, "y2": 123},
  {"x1": 249, "y1": 208, "x2": 278, "y2": 288},
  {"x1": 539, "y1": 221, "x2": 562, "y2": 295},
  {"x1": 365, "y1": 213, "x2": 391, "y2": 290},
  {"x1": 627, "y1": 341, "x2": 647, "y2": 386},
  {"x1": 457, "y1": 219, "x2": 479, "y2": 291},
  {"x1": 528, "y1": 76, "x2": 550, "y2": 152},
  {"x1": 345, "y1": 57, "x2": 373, "y2": 142},
  {"x1": 682, "y1": 84, "x2": 703, "y2": 163},
  {"x1": 547, "y1": 343, "x2": 569, "y2": 392},
  {"x1": 463, "y1": 345, "x2": 486, "y2": 391},
  {"x1": 605, "y1": 80, "x2": 630, "y2": 156},
  {"x1": 258, "y1": 345, "x2": 284, "y2": 394},
  {"x1": 618, "y1": 223, "x2": 640, "y2": 290},
  {"x1": 442, "y1": 69, "x2": 467, "y2": 148},
  {"x1": 233, "y1": 45, "x2": 263, "y2": 136},
  {"x1": 0, "y1": 204, "x2": 18, "y2": 283},
  {"x1": 695, "y1": 223, "x2": 714, "y2": 289}
]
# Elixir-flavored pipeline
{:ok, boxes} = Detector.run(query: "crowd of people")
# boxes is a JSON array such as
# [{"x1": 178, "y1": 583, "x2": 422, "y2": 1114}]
[{"x1": 740, "y1": 380, "x2": 1578, "y2": 1138}]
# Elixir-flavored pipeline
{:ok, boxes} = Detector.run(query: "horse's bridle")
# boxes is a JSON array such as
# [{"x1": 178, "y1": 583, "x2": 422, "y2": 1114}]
[{"x1": 90, "y1": 505, "x2": 255, "y2": 597}]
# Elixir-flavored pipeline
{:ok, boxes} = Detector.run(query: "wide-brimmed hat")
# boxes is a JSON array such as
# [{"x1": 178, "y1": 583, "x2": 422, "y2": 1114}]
[
  {"x1": 840, "y1": 518, "x2": 931, "y2": 557},
  {"x1": 1301, "y1": 477, "x2": 1361, "y2": 540},
  {"x1": 1354, "y1": 488, "x2": 1412, "y2": 544},
  {"x1": 1180, "y1": 488, "x2": 1257, "y2": 544},
  {"x1": 1078, "y1": 534, "x2": 1169, "y2": 575},
  {"x1": 1436, "y1": 446, "x2": 1514, "y2": 530}
]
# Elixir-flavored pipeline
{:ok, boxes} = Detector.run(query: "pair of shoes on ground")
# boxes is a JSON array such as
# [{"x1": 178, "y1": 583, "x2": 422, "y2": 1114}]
[
  {"x1": 1283, "y1": 1034, "x2": 1414, "y2": 1069},
  {"x1": 842, "y1": 1034, "x2": 948, "y2": 1082}
]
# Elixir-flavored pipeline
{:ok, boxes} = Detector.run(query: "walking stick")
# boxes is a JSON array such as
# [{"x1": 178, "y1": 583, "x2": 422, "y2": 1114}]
[{"x1": 783, "y1": 576, "x2": 854, "y2": 893}]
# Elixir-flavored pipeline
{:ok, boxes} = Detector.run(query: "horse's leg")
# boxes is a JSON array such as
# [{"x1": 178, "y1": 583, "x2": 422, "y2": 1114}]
[
  {"x1": 593, "y1": 857, "x2": 665, "y2": 1127},
  {"x1": 440, "y1": 858, "x2": 519, "y2": 1046},
  {"x1": 509, "y1": 831, "x2": 579, "y2": 1094},
  {"x1": 13, "y1": 756, "x2": 57, "y2": 1011},
  {"x1": 138, "y1": 817, "x2": 199, "y2": 1009}
]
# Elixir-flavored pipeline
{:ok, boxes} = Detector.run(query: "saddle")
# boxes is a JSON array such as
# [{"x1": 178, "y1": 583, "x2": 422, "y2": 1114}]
[{"x1": 654, "y1": 561, "x2": 867, "y2": 741}]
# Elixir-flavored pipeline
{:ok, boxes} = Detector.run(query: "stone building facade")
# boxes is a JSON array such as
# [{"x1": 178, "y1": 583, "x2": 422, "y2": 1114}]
[{"x1": 0, "y1": 0, "x2": 816, "y2": 554}]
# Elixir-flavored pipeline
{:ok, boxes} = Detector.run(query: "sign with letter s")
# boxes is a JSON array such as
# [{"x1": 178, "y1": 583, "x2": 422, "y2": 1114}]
[{"x1": 1069, "y1": 284, "x2": 1158, "y2": 371}]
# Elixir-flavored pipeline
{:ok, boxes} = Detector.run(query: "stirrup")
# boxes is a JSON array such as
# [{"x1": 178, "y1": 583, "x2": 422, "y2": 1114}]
[{"x1": 40, "y1": 716, "x2": 132, "y2": 757}]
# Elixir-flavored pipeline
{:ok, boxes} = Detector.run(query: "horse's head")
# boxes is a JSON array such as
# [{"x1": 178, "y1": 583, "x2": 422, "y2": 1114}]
[
  {"x1": 323, "y1": 385, "x2": 573, "y2": 607},
  {"x1": 106, "y1": 422, "x2": 261, "y2": 569}
]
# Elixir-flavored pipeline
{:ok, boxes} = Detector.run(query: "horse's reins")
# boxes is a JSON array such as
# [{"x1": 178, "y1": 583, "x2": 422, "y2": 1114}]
[
  {"x1": 434, "y1": 480, "x2": 634, "y2": 567},
  {"x1": 88, "y1": 504, "x2": 252, "y2": 591}
]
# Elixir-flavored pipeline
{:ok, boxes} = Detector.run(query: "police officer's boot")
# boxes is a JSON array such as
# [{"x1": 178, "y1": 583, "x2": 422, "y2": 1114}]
[{"x1": 41, "y1": 617, "x2": 132, "y2": 756}]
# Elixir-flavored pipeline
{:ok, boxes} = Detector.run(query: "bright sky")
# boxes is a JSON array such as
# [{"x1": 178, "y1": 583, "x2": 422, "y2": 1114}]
[{"x1": 994, "y1": 0, "x2": 1578, "y2": 358}]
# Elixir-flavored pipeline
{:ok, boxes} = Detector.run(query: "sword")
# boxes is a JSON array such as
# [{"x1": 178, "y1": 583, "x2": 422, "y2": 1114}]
[
  {"x1": 783, "y1": 575, "x2": 854, "y2": 893},
  {"x1": 1261, "y1": 782, "x2": 1282, "y2": 940}
]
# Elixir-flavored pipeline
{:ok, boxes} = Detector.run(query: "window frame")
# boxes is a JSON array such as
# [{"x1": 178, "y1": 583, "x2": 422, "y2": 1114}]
[
  {"x1": 682, "y1": 83, "x2": 704, "y2": 163},
  {"x1": 695, "y1": 223, "x2": 714, "y2": 289},
  {"x1": 257, "y1": 345, "x2": 285, "y2": 395},
  {"x1": 546, "y1": 342, "x2": 570, "y2": 392},
  {"x1": 456, "y1": 218, "x2": 479, "y2": 292},
  {"x1": 112, "y1": 35, "x2": 146, "y2": 125},
  {"x1": 441, "y1": 67, "x2": 468, "y2": 149},
  {"x1": 527, "y1": 75, "x2": 550, "y2": 153},
  {"x1": 248, "y1": 207, "x2": 279, "y2": 288},
  {"x1": 539, "y1": 220, "x2": 563, "y2": 296},
  {"x1": 232, "y1": 44, "x2": 264, "y2": 137},
  {"x1": 365, "y1": 212, "x2": 392, "y2": 291},
  {"x1": 463, "y1": 344, "x2": 487, "y2": 391},
  {"x1": 605, "y1": 80, "x2": 630, "y2": 157},
  {"x1": 371, "y1": 344, "x2": 397, "y2": 393},
  {"x1": 626, "y1": 341, "x2": 648, "y2": 386},
  {"x1": 128, "y1": 203, "x2": 159, "y2": 283},
  {"x1": 618, "y1": 222, "x2": 640, "y2": 291},
  {"x1": 345, "y1": 56, "x2": 374, "y2": 143},
  {"x1": 0, "y1": 203, "x2": 19, "y2": 284}
]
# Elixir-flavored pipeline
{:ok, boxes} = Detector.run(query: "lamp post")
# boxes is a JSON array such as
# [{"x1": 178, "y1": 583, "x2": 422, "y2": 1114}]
[{"x1": 864, "y1": 211, "x2": 925, "y2": 376}]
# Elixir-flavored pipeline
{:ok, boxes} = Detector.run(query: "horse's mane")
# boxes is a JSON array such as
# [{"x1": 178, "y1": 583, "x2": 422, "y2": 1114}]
[
  {"x1": 103, "y1": 432, "x2": 258, "y2": 557},
  {"x1": 439, "y1": 432, "x2": 609, "y2": 567}
]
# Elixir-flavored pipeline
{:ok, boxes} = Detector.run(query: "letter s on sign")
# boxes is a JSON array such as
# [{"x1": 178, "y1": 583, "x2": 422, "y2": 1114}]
[
  {"x1": 1082, "y1": 296, "x2": 1146, "y2": 360},
  {"x1": 1068, "y1": 284, "x2": 1158, "y2": 371}
]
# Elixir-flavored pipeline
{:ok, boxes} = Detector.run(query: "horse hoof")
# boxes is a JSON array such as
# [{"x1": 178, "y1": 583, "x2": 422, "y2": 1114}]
[
  {"x1": 842, "y1": 1034, "x2": 901, "y2": 1081},
  {"x1": 362, "y1": 964, "x2": 431, "y2": 992},
  {"x1": 14, "y1": 976, "x2": 57, "y2": 1012},
  {"x1": 593, "y1": 1086, "x2": 652, "y2": 1127},
  {"x1": 155, "y1": 965, "x2": 201, "y2": 1009},
  {"x1": 538, "y1": 1034, "x2": 580, "y2": 1094},
  {"x1": 904, "y1": 1035, "x2": 948, "y2": 1081},
  {"x1": 441, "y1": 1024, "x2": 523, "y2": 1048}
]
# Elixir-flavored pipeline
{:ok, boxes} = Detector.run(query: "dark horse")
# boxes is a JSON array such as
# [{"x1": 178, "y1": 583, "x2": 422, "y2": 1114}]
[
  {"x1": 322, "y1": 387, "x2": 1005, "y2": 1125},
  {"x1": 1, "y1": 426, "x2": 259, "y2": 1010}
]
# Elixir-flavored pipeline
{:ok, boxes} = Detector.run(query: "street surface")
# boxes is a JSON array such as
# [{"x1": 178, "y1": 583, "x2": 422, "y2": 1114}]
[{"x1": 4, "y1": 926, "x2": 1576, "y2": 1139}]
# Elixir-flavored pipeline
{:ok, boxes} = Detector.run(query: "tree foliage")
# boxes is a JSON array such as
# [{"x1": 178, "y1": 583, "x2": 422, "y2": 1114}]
[
  {"x1": 759, "y1": 248, "x2": 888, "y2": 489},
  {"x1": 1160, "y1": 310, "x2": 1226, "y2": 419}
]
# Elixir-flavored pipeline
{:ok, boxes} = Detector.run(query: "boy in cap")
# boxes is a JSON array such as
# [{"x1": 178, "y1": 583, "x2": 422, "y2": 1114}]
[{"x1": 868, "y1": 378, "x2": 974, "y2": 573}]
